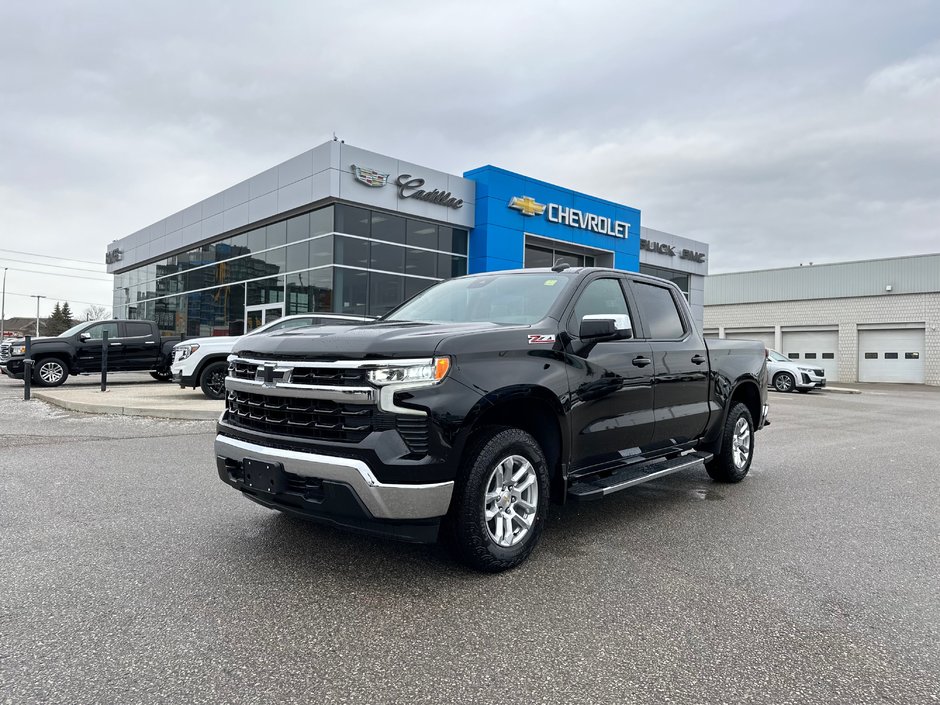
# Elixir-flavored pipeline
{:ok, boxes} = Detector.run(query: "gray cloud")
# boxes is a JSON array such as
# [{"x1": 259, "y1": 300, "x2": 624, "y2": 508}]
[{"x1": 1, "y1": 0, "x2": 938, "y2": 315}]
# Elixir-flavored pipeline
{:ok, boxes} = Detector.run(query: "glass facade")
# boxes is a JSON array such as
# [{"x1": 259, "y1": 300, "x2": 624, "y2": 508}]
[
  {"x1": 639, "y1": 263, "x2": 690, "y2": 300},
  {"x1": 114, "y1": 204, "x2": 468, "y2": 336},
  {"x1": 524, "y1": 243, "x2": 596, "y2": 269}
]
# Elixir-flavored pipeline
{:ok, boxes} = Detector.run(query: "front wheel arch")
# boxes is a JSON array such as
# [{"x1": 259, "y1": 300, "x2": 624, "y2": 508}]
[{"x1": 459, "y1": 389, "x2": 567, "y2": 502}]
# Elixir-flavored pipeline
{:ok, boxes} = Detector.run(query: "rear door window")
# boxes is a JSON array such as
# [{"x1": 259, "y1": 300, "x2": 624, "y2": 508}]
[
  {"x1": 631, "y1": 282, "x2": 686, "y2": 339},
  {"x1": 125, "y1": 322, "x2": 154, "y2": 337}
]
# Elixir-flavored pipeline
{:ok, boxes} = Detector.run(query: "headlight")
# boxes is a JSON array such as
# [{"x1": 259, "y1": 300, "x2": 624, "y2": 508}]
[
  {"x1": 367, "y1": 357, "x2": 451, "y2": 386},
  {"x1": 11, "y1": 345, "x2": 26, "y2": 356},
  {"x1": 174, "y1": 343, "x2": 200, "y2": 360},
  {"x1": 797, "y1": 366, "x2": 815, "y2": 373}
]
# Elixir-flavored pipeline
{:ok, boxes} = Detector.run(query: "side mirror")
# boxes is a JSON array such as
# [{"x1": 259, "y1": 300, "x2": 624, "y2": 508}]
[
  {"x1": 580, "y1": 314, "x2": 633, "y2": 340},
  {"x1": 80, "y1": 332, "x2": 92, "y2": 341}
]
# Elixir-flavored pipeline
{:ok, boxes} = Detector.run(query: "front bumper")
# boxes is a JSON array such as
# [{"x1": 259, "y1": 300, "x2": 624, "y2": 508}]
[
  {"x1": 214, "y1": 434, "x2": 454, "y2": 542},
  {"x1": 797, "y1": 372, "x2": 826, "y2": 389},
  {"x1": 170, "y1": 359, "x2": 197, "y2": 387},
  {"x1": 1, "y1": 360, "x2": 24, "y2": 378}
]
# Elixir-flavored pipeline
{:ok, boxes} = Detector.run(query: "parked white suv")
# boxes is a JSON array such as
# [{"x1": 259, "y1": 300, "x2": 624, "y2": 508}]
[
  {"x1": 765, "y1": 349, "x2": 826, "y2": 393},
  {"x1": 171, "y1": 313, "x2": 373, "y2": 399}
]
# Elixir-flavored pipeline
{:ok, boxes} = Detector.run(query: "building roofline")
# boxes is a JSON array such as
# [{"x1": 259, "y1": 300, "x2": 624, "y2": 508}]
[{"x1": 709, "y1": 251, "x2": 940, "y2": 277}]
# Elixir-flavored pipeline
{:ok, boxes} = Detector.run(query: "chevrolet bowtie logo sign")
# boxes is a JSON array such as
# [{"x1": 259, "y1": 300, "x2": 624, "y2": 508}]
[
  {"x1": 509, "y1": 194, "x2": 631, "y2": 239},
  {"x1": 508, "y1": 196, "x2": 546, "y2": 217}
]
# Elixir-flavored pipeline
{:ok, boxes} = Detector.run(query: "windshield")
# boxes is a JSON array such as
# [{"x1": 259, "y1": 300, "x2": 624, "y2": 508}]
[
  {"x1": 768, "y1": 350, "x2": 789, "y2": 362},
  {"x1": 385, "y1": 273, "x2": 572, "y2": 325},
  {"x1": 59, "y1": 321, "x2": 93, "y2": 338}
]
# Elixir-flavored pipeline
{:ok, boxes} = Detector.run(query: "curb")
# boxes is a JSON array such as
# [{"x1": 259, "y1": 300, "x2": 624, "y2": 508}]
[
  {"x1": 33, "y1": 392, "x2": 220, "y2": 420},
  {"x1": 822, "y1": 387, "x2": 862, "y2": 395}
]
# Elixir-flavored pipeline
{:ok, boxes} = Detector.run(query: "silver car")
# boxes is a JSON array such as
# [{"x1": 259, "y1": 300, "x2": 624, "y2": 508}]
[{"x1": 766, "y1": 349, "x2": 826, "y2": 393}]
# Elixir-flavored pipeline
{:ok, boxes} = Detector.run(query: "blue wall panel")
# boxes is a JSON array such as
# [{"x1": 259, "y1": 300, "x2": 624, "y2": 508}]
[{"x1": 463, "y1": 165, "x2": 641, "y2": 274}]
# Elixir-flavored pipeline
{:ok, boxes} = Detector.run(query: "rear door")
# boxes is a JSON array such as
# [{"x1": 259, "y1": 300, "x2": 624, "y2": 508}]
[
  {"x1": 565, "y1": 275, "x2": 656, "y2": 472},
  {"x1": 121, "y1": 321, "x2": 161, "y2": 369},
  {"x1": 627, "y1": 279, "x2": 711, "y2": 447}
]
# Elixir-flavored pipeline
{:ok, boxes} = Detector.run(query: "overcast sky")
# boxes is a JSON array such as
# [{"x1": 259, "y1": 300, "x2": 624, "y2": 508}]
[{"x1": 1, "y1": 1, "x2": 939, "y2": 318}]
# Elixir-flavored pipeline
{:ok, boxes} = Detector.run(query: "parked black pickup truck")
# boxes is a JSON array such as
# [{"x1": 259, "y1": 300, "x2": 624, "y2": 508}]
[
  {"x1": 0, "y1": 320, "x2": 179, "y2": 387},
  {"x1": 214, "y1": 267, "x2": 769, "y2": 571}
]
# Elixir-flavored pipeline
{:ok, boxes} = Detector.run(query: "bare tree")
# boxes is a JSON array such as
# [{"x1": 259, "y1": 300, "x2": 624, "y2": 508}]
[{"x1": 83, "y1": 304, "x2": 111, "y2": 321}]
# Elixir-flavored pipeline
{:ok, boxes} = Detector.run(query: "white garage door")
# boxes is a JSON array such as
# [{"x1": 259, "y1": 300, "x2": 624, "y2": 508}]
[
  {"x1": 858, "y1": 329, "x2": 925, "y2": 383},
  {"x1": 782, "y1": 330, "x2": 839, "y2": 381},
  {"x1": 724, "y1": 330, "x2": 775, "y2": 349}
]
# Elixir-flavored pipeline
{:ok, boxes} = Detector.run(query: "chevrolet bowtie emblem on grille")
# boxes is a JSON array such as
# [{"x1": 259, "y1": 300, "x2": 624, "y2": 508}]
[
  {"x1": 508, "y1": 196, "x2": 546, "y2": 217},
  {"x1": 259, "y1": 363, "x2": 277, "y2": 387}
]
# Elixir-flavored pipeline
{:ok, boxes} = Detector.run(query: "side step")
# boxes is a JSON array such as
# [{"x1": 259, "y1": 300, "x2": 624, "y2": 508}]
[{"x1": 567, "y1": 451, "x2": 713, "y2": 501}]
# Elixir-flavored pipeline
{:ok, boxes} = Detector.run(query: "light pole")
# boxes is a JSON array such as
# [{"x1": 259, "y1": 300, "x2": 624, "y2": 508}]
[
  {"x1": 31, "y1": 295, "x2": 45, "y2": 337},
  {"x1": 1, "y1": 267, "x2": 7, "y2": 339}
]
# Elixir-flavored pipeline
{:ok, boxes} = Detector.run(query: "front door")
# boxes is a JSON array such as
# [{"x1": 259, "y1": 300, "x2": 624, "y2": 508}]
[
  {"x1": 565, "y1": 276, "x2": 656, "y2": 473},
  {"x1": 244, "y1": 304, "x2": 284, "y2": 334},
  {"x1": 75, "y1": 321, "x2": 122, "y2": 371}
]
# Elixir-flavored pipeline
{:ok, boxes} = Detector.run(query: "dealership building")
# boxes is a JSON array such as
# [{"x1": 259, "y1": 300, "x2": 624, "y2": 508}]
[
  {"x1": 105, "y1": 141, "x2": 708, "y2": 334},
  {"x1": 704, "y1": 254, "x2": 940, "y2": 385}
]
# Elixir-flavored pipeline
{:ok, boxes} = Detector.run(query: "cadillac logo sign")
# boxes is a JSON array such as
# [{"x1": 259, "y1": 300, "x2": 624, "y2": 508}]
[
  {"x1": 351, "y1": 164, "x2": 464, "y2": 209},
  {"x1": 351, "y1": 164, "x2": 390, "y2": 187}
]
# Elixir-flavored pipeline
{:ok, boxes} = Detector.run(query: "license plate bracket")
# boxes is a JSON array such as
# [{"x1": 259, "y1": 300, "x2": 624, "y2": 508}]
[{"x1": 243, "y1": 458, "x2": 286, "y2": 494}]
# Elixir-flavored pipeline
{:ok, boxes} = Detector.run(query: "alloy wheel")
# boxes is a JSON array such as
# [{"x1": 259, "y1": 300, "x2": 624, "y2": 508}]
[
  {"x1": 207, "y1": 370, "x2": 226, "y2": 396},
  {"x1": 39, "y1": 361, "x2": 64, "y2": 384},
  {"x1": 484, "y1": 455, "x2": 539, "y2": 548},
  {"x1": 731, "y1": 417, "x2": 752, "y2": 469}
]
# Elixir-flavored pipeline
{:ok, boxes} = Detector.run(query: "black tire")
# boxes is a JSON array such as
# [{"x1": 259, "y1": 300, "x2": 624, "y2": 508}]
[
  {"x1": 448, "y1": 426, "x2": 550, "y2": 573},
  {"x1": 33, "y1": 357, "x2": 69, "y2": 387},
  {"x1": 199, "y1": 360, "x2": 229, "y2": 400},
  {"x1": 706, "y1": 402, "x2": 755, "y2": 483},
  {"x1": 150, "y1": 369, "x2": 173, "y2": 382},
  {"x1": 773, "y1": 372, "x2": 795, "y2": 393}
]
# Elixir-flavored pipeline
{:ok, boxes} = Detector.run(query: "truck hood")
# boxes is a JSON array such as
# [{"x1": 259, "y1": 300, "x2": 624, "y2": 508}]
[
  {"x1": 231, "y1": 320, "x2": 525, "y2": 360},
  {"x1": 177, "y1": 335, "x2": 240, "y2": 348},
  {"x1": 4, "y1": 335, "x2": 57, "y2": 347}
]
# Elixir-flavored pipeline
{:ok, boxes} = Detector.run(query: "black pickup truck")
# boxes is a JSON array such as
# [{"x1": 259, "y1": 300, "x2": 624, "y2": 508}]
[
  {"x1": 214, "y1": 267, "x2": 769, "y2": 571},
  {"x1": 0, "y1": 319, "x2": 179, "y2": 387}
]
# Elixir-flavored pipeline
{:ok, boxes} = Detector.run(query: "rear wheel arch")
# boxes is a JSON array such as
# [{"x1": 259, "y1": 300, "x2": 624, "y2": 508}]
[{"x1": 702, "y1": 379, "x2": 762, "y2": 456}]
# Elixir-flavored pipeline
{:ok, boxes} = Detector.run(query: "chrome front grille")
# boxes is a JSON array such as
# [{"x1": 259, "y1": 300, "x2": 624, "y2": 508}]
[
  {"x1": 0, "y1": 343, "x2": 10, "y2": 362},
  {"x1": 229, "y1": 359, "x2": 367, "y2": 386},
  {"x1": 222, "y1": 356, "x2": 431, "y2": 453},
  {"x1": 225, "y1": 391, "x2": 376, "y2": 443}
]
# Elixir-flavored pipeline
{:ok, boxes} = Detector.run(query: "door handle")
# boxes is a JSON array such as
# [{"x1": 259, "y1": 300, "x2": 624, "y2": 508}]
[
  {"x1": 144, "y1": 340, "x2": 156, "y2": 344},
  {"x1": 632, "y1": 356, "x2": 652, "y2": 368},
  {"x1": 109, "y1": 342, "x2": 122, "y2": 346},
  {"x1": 691, "y1": 354, "x2": 706, "y2": 365}
]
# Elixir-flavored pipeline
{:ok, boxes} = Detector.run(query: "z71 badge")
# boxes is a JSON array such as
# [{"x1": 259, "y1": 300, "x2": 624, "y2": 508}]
[{"x1": 527, "y1": 334, "x2": 556, "y2": 344}]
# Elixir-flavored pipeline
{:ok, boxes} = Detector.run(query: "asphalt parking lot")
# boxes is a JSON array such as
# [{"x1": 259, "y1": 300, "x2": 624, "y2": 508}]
[{"x1": 1, "y1": 378, "x2": 938, "y2": 705}]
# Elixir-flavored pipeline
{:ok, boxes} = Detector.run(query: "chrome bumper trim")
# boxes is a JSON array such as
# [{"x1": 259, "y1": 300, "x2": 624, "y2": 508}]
[
  {"x1": 231, "y1": 356, "x2": 435, "y2": 369},
  {"x1": 214, "y1": 435, "x2": 453, "y2": 520},
  {"x1": 225, "y1": 377, "x2": 375, "y2": 403}
]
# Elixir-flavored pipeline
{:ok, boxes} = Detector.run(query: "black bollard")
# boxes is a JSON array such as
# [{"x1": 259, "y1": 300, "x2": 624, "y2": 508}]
[
  {"x1": 23, "y1": 335, "x2": 32, "y2": 401},
  {"x1": 100, "y1": 330, "x2": 109, "y2": 392}
]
